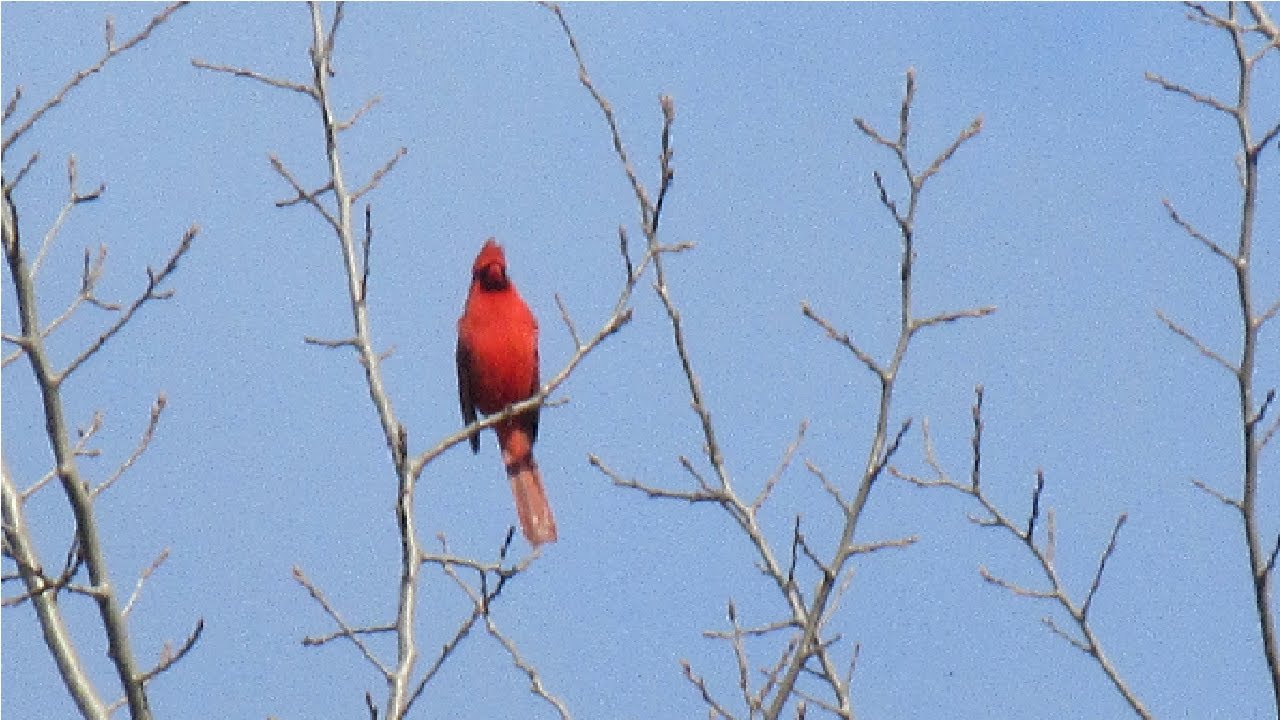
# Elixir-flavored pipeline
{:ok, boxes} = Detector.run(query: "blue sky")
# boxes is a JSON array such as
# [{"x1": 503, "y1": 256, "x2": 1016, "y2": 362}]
[{"x1": 4, "y1": 2, "x2": 1278, "y2": 718}]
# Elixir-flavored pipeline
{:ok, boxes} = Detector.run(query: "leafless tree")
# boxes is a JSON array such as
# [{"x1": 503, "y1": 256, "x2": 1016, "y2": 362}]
[
  {"x1": 193, "y1": 3, "x2": 689, "y2": 717},
  {"x1": 556, "y1": 4, "x2": 993, "y2": 709},
  {"x1": 2, "y1": 4, "x2": 202, "y2": 719},
  {"x1": 897, "y1": 2, "x2": 1279, "y2": 718}
]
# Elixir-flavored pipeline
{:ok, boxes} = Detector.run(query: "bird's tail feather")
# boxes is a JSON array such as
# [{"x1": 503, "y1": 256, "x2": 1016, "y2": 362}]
[{"x1": 508, "y1": 456, "x2": 557, "y2": 546}]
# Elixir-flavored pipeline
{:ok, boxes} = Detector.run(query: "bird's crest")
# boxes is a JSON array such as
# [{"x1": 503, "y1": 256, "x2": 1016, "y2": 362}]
[{"x1": 473, "y1": 238, "x2": 506, "y2": 275}]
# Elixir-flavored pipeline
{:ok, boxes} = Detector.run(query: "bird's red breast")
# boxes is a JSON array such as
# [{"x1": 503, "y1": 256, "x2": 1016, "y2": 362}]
[{"x1": 456, "y1": 239, "x2": 539, "y2": 417}]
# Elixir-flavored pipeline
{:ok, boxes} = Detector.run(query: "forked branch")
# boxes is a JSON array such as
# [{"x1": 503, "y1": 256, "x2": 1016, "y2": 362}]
[{"x1": 895, "y1": 386, "x2": 1151, "y2": 719}]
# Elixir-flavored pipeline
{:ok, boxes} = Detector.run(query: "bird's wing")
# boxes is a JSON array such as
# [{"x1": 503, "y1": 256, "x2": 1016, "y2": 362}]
[{"x1": 456, "y1": 335, "x2": 480, "y2": 453}]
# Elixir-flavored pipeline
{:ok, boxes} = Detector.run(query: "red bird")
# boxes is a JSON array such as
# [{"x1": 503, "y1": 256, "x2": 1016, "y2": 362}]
[{"x1": 456, "y1": 239, "x2": 557, "y2": 547}]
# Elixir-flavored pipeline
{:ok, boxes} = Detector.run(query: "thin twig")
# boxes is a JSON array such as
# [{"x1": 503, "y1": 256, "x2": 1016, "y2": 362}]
[
  {"x1": 752, "y1": 421, "x2": 809, "y2": 510},
  {"x1": 4, "y1": 3, "x2": 188, "y2": 155},
  {"x1": 3, "y1": 86, "x2": 22, "y2": 124},
  {"x1": 1156, "y1": 308, "x2": 1237, "y2": 374},
  {"x1": 917, "y1": 116, "x2": 984, "y2": 187},
  {"x1": 292, "y1": 566, "x2": 390, "y2": 679},
  {"x1": 134, "y1": 618, "x2": 205, "y2": 686},
  {"x1": 59, "y1": 227, "x2": 199, "y2": 384},
  {"x1": 304, "y1": 623, "x2": 395, "y2": 647},
  {"x1": 32, "y1": 156, "x2": 105, "y2": 278},
  {"x1": 485, "y1": 617, "x2": 571, "y2": 719},
  {"x1": 337, "y1": 95, "x2": 381, "y2": 131},
  {"x1": 800, "y1": 302, "x2": 883, "y2": 379},
  {"x1": 541, "y1": 2, "x2": 653, "y2": 228},
  {"x1": 1081, "y1": 514, "x2": 1128, "y2": 620},
  {"x1": 554, "y1": 293, "x2": 582, "y2": 349},
  {"x1": 93, "y1": 394, "x2": 166, "y2": 497},
  {"x1": 681, "y1": 660, "x2": 738, "y2": 720},
  {"x1": 122, "y1": 548, "x2": 170, "y2": 618},
  {"x1": 360, "y1": 203, "x2": 372, "y2": 304},
  {"x1": 352, "y1": 146, "x2": 407, "y2": 202},
  {"x1": 1162, "y1": 198, "x2": 1234, "y2": 262},
  {"x1": 906, "y1": 382, "x2": 1150, "y2": 716},
  {"x1": 191, "y1": 59, "x2": 317, "y2": 98},
  {"x1": 1145, "y1": 71, "x2": 1236, "y2": 116},
  {"x1": 912, "y1": 305, "x2": 998, "y2": 332},
  {"x1": 1026, "y1": 470, "x2": 1046, "y2": 542},
  {"x1": 269, "y1": 154, "x2": 339, "y2": 231},
  {"x1": 2, "y1": 152, "x2": 40, "y2": 194},
  {"x1": 589, "y1": 454, "x2": 723, "y2": 503},
  {"x1": 1192, "y1": 478, "x2": 1241, "y2": 509}
]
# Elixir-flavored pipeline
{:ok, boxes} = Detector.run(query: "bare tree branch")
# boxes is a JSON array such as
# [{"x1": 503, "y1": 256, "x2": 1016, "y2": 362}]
[
  {"x1": 1162, "y1": 198, "x2": 1235, "y2": 262},
  {"x1": 589, "y1": 454, "x2": 724, "y2": 503},
  {"x1": 848, "y1": 535, "x2": 918, "y2": 555},
  {"x1": 977, "y1": 565, "x2": 1057, "y2": 600},
  {"x1": 275, "y1": 179, "x2": 335, "y2": 209},
  {"x1": 763, "y1": 69, "x2": 986, "y2": 720},
  {"x1": 1156, "y1": 308, "x2": 1237, "y2": 374},
  {"x1": 33, "y1": 155, "x2": 105, "y2": 277},
  {"x1": 5, "y1": 140, "x2": 197, "y2": 718},
  {"x1": 541, "y1": 2, "x2": 655, "y2": 230},
  {"x1": 352, "y1": 146, "x2": 407, "y2": 202},
  {"x1": 1246, "y1": 1, "x2": 1280, "y2": 46},
  {"x1": 681, "y1": 659, "x2": 739, "y2": 720},
  {"x1": 93, "y1": 394, "x2": 166, "y2": 498},
  {"x1": 268, "y1": 154, "x2": 339, "y2": 231},
  {"x1": 1262, "y1": 410, "x2": 1280, "y2": 452},
  {"x1": 337, "y1": 95, "x2": 382, "y2": 132},
  {"x1": 911, "y1": 305, "x2": 998, "y2": 331},
  {"x1": 59, "y1": 226, "x2": 198, "y2": 384},
  {"x1": 190, "y1": 59, "x2": 318, "y2": 98},
  {"x1": 553, "y1": 53, "x2": 987, "y2": 717},
  {"x1": 3, "y1": 162, "x2": 110, "y2": 370},
  {"x1": 1081, "y1": 514, "x2": 1128, "y2": 620},
  {"x1": 1042, "y1": 614, "x2": 1091, "y2": 654},
  {"x1": 122, "y1": 548, "x2": 170, "y2": 618},
  {"x1": 1192, "y1": 477, "x2": 1242, "y2": 509},
  {"x1": 3, "y1": 86, "x2": 23, "y2": 124},
  {"x1": 2, "y1": 151, "x2": 39, "y2": 194},
  {"x1": 3, "y1": 3, "x2": 188, "y2": 156},
  {"x1": 800, "y1": 302, "x2": 884, "y2": 379},
  {"x1": 899, "y1": 385, "x2": 1152, "y2": 718},
  {"x1": 1150, "y1": 5, "x2": 1280, "y2": 706},
  {"x1": 133, "y1": 618, "x2": 205, "y2": 687},
  {"x1": 752, "y1": 421, "x2": 809, "y2": 511},
  {"x1": 293, "y1": 566, "x2": 391, "y2": 679},
  {"x1": 1145, "y1": 70, "x2": 1236, "y2": 116},
  {"x1": 303, "y1": 335, "x2": 358, "y2": 348},
  {"x1": 1, "y1": 461, "x2": 107, "y2": 719},
  {"x1": 485, "y1": 616, "x2": 572, "y2": 719},
  {"x1": 918, "y1": 115, "x2": 984, "y2": 187},
  {"x1": 554, "y1": 293, "x2": 582, "y2": 349}
]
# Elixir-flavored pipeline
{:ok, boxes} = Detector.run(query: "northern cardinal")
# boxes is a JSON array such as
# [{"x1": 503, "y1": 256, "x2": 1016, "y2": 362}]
[{"x1": 456, "y1": 238, "x2": 557, "y2": 546}]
